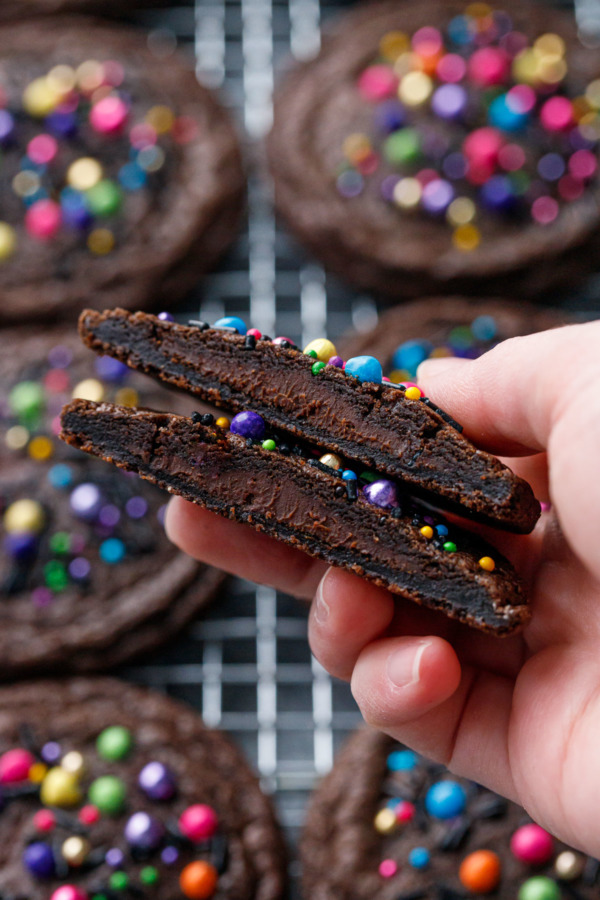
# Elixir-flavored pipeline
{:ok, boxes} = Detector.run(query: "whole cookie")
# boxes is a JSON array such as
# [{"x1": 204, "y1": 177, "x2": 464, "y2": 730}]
[
  {"x1": 0, "y1": 326, "x2": 224, "y2": 678},
  {"x1": 0, "y1": 18, "x2": 244, "y2": 324},
  {"x1": 269, "y1": 0, "x2": 600, "y2": 300},
  {"x1": 301, "y1": 728, "x2": 599, "y2": 899},
  {"x1": 339, "y1": 297, "x2": 568, "y2": 373},
  {"x1": 0, "y1": 677, "x2": 286, "y2": 900}
]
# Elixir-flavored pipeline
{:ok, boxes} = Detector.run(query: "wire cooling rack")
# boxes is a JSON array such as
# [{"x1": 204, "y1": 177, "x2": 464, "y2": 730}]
[{"x1": 118, "y1": 0, "x2": 600, "y2": 896}]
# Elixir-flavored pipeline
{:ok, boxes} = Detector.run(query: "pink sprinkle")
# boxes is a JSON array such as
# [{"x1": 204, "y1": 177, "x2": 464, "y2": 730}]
[
  {"x1": 33, "y1": 809, "x2": 56, "y2": 832},
  {"x1": 540, "y1": 96, "x2": 573, "y2": 132},
  {"x1": 51, "y1": 415, "x2": 62, "y2": 436},
  {"x1": 44, "y1": 369, "x2": 70, "y2": 393},
  {"x1": 27, "y1": 134, "x2": 58, "y2": 165},
  {"x1": 531, "y1": 195, "x2": 559, "y2": 225},
  {"x1": 357, "y1": 151, "x2": 380, "y2": 175},
  {"x1": 416, "y1": 168, "x2": 438, "y2": 187},
  {"x1": 32, "y1": 587, "x2": 53, "y2": 607},
  {"x1": 272, "y1": 336, "x2": 294, "y2": 346},
  {"x1": 510, "y1": 823, "x2": 554, "y2": 865},
  {"x1": 436, "y1": 53, "x2": 467, "y2": 83},
  {"x1": 79, "y1": 805, "x2": 101, "y2": 825},
  {"x1": 468, "y1": 47, "x2": 509, "y2": 87},
  {"x1": 0, "y1": 748, "x2": 35, "y2": 783},
  {"x1": 396, "y1": 800, "x2": 416, "y2": 822},
  {"x1": 358, "y1": 65, "x2": 397, "y2": 102},
  {"x1": 466, "y1": 160, "x2": 494, "y2": 185},
  {"x1": 498, "y1": 143, "x2": 526, "y2": 172},
  {"x1": 412, "y1": 26, "x2": 443, "y2": 55},
  {"x1": 558, "y1": 174, "x2": 584, "y2": 201},
  {"x1": 382, "y1": 376, "x2": 391, "y2": 382},
  {"x1": 540, "y1": 501, "x2": 552, "y2": 512},
  {"x1": 247, "y1": 328, "x2": 262, "y2": 339},
  {"x1": 130, "y1": 122, "x2": 157, "y2": 150},
  {"x1": 379, "y1": 859, "x2": 398, "y2": 879},
  {"x1": 507, "y1": 84, "x2": 536, "y2": 114},
  {"x1": 463, "y1": 127, "x2": 503, "y2": 166},
  {"x1": 25, "y1": 199, "x2": 61, "y2": 240},
  {"x1": 569, "y1": 149, "x2": 597, "y2": 180},
  {"x1": 90, "y1": 95, "x2": 128, "y2": 134}
]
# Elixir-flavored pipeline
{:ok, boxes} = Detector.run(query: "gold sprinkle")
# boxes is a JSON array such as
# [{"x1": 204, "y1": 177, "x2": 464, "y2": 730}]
[
  {"x1": 76, "y1": 60, "x2": 104, "y2": 94},
  {"x1": 374, "y1": 808, "x2": 397, "y2": 834},
  {"x1": 72, "y1": 378, "x2": 105, "y2": 402},
  {"x1": 28, "y1": 436, "x2": 53, "y2": 461},
  {"x1": 453, "y1": 224, "x2": 481, "y2": 252},
  {"x1": 379, "y1": 31, "x2": 409, "y2": 62},
  {"x1": 87, "y1": 228, "x2": 115, "y2": 256},
  {"x1": 46, "y1": 65, "x2": 77, "y2": 94},
  {"x1": 146, "y1": 104, "x2": 175, "y2": 134},
  {"x1": 114, "y1": 387, "x2": 139, "y2": 407},
  {"x1": 0, "y1": 222, "x2": 16, "y2": 261}
]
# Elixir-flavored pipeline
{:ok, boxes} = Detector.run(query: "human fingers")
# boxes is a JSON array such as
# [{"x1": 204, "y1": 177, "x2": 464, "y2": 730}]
[{"x1": 165, "y1": 496, "x2": 326, "y2": 599}]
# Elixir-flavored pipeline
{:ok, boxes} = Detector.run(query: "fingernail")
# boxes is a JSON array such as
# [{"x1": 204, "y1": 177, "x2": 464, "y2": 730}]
[
  {"x1": 386, "y1": 640, "x2": 431, "y2": 688},
  {"x1": 313, "y1": 570, "x2": 331, "y2": 624}
]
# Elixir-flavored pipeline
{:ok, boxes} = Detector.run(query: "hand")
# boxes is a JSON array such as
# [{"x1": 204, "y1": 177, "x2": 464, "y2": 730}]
[{"x1": 166, "y1": 321, "x2": 600, "y2": 856}]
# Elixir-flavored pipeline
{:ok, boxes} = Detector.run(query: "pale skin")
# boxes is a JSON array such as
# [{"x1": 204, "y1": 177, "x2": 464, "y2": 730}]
[{"x1": 165, "y1": 322, "x2": 600, "y2": 857}]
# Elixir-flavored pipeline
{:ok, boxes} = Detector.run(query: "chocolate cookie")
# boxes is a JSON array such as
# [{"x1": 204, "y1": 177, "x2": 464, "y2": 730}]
[
  {"x1": 0, "y1": 1, "x2": 168, "y2": 21},
  {"x1": 339, "y1": 297, "x2": 568, "y2": 374},
  {"x1": 0, "y1": 326, "x2": 224, "y2": 678},
  {"x1": 301, "y1": 728, "x2": 599, "y2": 900},
  {"x1": 0, "y1": 18, "x2": 244, "y2": 325},
  {"x1": 0, "y1": 676, "x2": 286, "y2": 900},
  {"x1": 268, "y1": 0, "x2": 600, "y2": 300}
]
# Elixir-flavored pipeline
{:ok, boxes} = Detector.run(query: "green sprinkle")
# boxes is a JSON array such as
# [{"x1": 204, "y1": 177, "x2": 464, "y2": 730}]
[
  {"x1": 43, "y1": 560, "x2": 68, "y2": 591},
  {"x1": 383, "y1": 128, "x2": 420, "y2": 165},
  {"x1": 261, "y1": 439, "x2": 276, "y2": 451},
  {"x1": 360, "y1": 471, "x2": 377, "y2": 484},
  {"x1": 96, "y1": 725, "x2": 133, "y2": 761},
  {"x1": 311, "y1": 361, "x2": 326, "y2": 375},
  {"x1": 305, "y1": 349, "x2": 318, "y2": 359},
  {"x1": 109, "y1": 872, "x2": 129, "y2": 891},
  {"x1": 140, "y1": 867, "x2": 159, "y2": 886},
  {"x1": 443, "y1": 541, "x2": 457, "y2": 553},
  {"x1": 93, "y1": 894, "x2": 109, "y2": 900},
  {"x1": 49, "y1": 531, "x2": 71, "y2": 555}
]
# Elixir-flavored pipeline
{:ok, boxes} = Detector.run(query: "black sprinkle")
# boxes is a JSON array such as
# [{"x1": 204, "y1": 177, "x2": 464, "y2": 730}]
[
  {"x1": 437, "y1": 816, "x2": 471, "y2": 851},
  {"x1": 384, "y1": 382, "x2": 405, "y2": 390},
  {"x1": 130, "y1": 845, "x2": 153, "y2": 863},
  {"x1": 292, "y1": 445, "x2": 304, "y2": 456},
  {"x1": 470, "y1": 793, "x2": 508, "y2": 819},
  {"x1": 345, "y1": 480, "x2": 358, "y2": 501},
  {"x1": 261, "y1": 335, "x2": 272, "y2": 342},
  {"x1": 436, "y1": 408, "x2": 464, "y2": 433},
  {"x1": 191, "y1": 412, "x2": 203, "y2": 423},
  {"x1": 583, "y1": 858, "x2": 600, "y2": 886},
  {"x1": 411, "y1": 517, "x2": 420, "y2": 527},
  {"x1": 422, "y1": 397, "x2": 433, "y2": 406},
  {"x1": 379, "y1": 516, "x2": 387, "y2": 526},
  {"x1": 200, "y1": 413, "x2": 215, "y2": 426},
  {"x1": 278, "y1": 340, "x2": 291, "y2": 349},
  {"x1": 210, "y1": 833, "x2": 229, "y2": 874},
  {"x1": 334, "y1": 485, "x2": 345, "y2": 498},
  {"x1": 415, "y1": 803, "x2": 429, "y2": 832},
  {"x1": 2, "y1": 783, "x2": 40, "y2": 800},
  {"x1": 390, "y1": 507, "x2": 404, "y2": 519},
  {"x1": 3, "y1": 567, "x2": 29, "y2": 595},
  {"x1": 244, "y1": 334, "x2": 257, "y2": 350},
  {"x1": 279, "y1": 444, "x2": 290, "y2": 455},
  {"x1": 51, "y1": 809, "x2": 87, "y2": 833},
  {"x1": 188, "y1": 320, "x2": 209, "y2": 331}
]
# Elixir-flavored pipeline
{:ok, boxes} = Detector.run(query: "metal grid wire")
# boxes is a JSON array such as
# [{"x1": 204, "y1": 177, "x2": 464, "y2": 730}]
[{"x1": 118, "y1": 0, "x2": 599, "y2": 895}]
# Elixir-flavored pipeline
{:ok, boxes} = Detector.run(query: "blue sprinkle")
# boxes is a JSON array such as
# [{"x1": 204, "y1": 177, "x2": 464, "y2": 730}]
[
  {"x1": 435, "y1": 524, "x2": 449, "y2": 537},
  {"x1": 409, "y1": 847, "x2": 430, "y2": 869},
  {"x1": 425, "y1": 780, "x2": 466, "y2": 819},
  {"x1": 118, "y1": 162, "x2": 147, "y2": 191},
  {"x1": 387, "y1": 749, "x2": 417, "y2": 772},
  {"x1": 471, "y1": 315, "x2": 497, "y2": 342},
  {"x1": 488, "y1": 94, "x2": 528, "y2": 132},
  {"x1": 47, "y1": 464, "x2": 73, "y2": 489},
  {"x1": 344, "y1": 356, "x2": 382, "y2": 385},
  {"x1": 213, "y1": 316, "x2": 247, "y2": 336},
  {"x1": 391, "y1": 340, "x2": 433, "y2": 377},
  {"x1": 447, "y1": 14, "x2": 474, "y2": 45},
  {"x1": 99, "y1": 538, "x2": 126, "y2": 565},
  {"x1": 342, "y1": 470, "x2": 357, "y2": 481}
]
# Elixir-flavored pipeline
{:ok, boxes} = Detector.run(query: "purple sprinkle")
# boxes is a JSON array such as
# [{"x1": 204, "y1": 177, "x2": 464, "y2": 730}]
[
  {"x1": 161, "y1": 846, "x2": 179, "y2": 865},
  {"x1": 69, "y1": 557, "x2": 91, "y2": 580},
  {"x1": 70, "y1": 483, "x2": 102, "y2": 520},
  {"x1": 95, "y1": 356, "x2": 129, "y2": 382},
  {"x1": 105, "y1": 848, "x2": 124, "y2": 867},
  {"x1": 380, "y1": 175, "x2": 400, "y2": 202},
  {"x1": 500, "y1": 30, "x2": 528, "y2": 57},
  {"x1": 230, "y1": 410, "x2": 266, "y2": 441},
  {"x1": 431, "y1": 84, "x2": 467, "y2": 121},
  {"x1": 157, "y1": 505, "x2": 167, "y2": 527},
  {"x1": 363, "y1": 479, "x2": 398, "y2": 509},
  {"x1": 126, "y1": 497, "x2": 148, "y2": 519},
  {"x1": 375, "y1": 99, "x2": 406, "y2": 134},
  {"x1": 158, "y1": 312, "x2": 175, "y2": 322},
  {"x1": 537, "y1": 153, "x2": 565, "y2": 182},
  {"x1": 41, "y1": 741, "x2": 61, "y2": 763},
  {"x1": 423, "y1": 516, "x2": 435, "y2": 525},
  {"x1": 480, "y1": 175, "x2": 515, "y2": 213},
  {"x1": 99, "y1": 504, "x2": 121, "y2": 528},
  {"x1": 4, "y1": 533, "x2": 37, "y2": 562},
  {"x1": 45, "y1": 109, "x2": 77, "y2": 138},
  {"x1": 570, "y1": 126, "x2": 597, "y2": 151},
  {"x1": 0, "y1": 109, "x2": 14, "y2": 144},
  {"x1": 47, "y1": 345, "x2": 73, "y2": 369},
  {"x1": 336, "y1": 169, "x2": 364, "y2": 198},
  {"x1": 328, "y1": 356, "x2": 344, "y2": 369},
  {"x1": 421, "y1": 179, "x2": 454, "y2": 215},
  {"x1": 442, "y1": 152, "x2": 468, "y2": 180},
  {"x1": 31, "y1": 587, "x2": 53, "y2": 608}
]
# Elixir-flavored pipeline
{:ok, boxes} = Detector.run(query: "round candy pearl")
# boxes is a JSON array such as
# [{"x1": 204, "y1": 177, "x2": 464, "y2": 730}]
[
  {"x1": 425, "y1": 780, "x2": 466, "y2": 819},
  {"x1": 319, "y1": 453, "x2": 342, "y2": 470},
  {"x1": 459, "y1": 850, "x2": 501, "y2": 893},
  {"x1": 138, "y1": 761, "x2": 176, "y2": 800},
  {"x1": 396, "y1": 800, "x2": 415, "y2": 823},
  {"x1": 67, "y1": 158, "x2": 103, "y2": 191},
  {"x1": 0, "y1": 109, "x2": 15, "y2": 144},
  {"x1": 230, "y1": 411, "x2": 266, "y2": 441},
  {"x1": 488, "y1": 94, "x2": 528, "y2": 132},
  {"x1": 3, "y1": 499, "x2": 45, "y2": 536},
  {"x1": 88, "y1": 775, "x2": 127, "y2": 816},
  {"x1": 33, "y1": 809, "x2": 56, "y2": 832},
  {"x1": 303, "y1": 338, "x2": 337, "y2": 363},
  {"x1": 213, "y1": 316, "x2": 247, "y2": 335},
  {"x1": 40, "y1": 768, "x2": 81, "y2": 808},
  {"x1": 78, "y1": 805, "x2": 100, "y2": 825},
  {"x1": 27, "y1": 134, "x2": 58, "y2": 165},
  {"x1": 23, "y1": 78, "x2": 62, "y2": 118},
  {"x1": 468, "y1": 47, "x2": 509, "y2": 86},
  {"x1": 510, "y1": 823, "x2": 554, "y2": 865},
  {"x1": 86, "y1": 180, "x2": 122, "y2": 217},
  {"x1": 61, "y1": 836, "x2": 91, "y2": 866},
  {"x1": 95, "y1": 356, "x2": 129, "y2": 382},
  {"x1": 554, "y1": 850, "x2": 584, "y2": 880},
  {"x1": 328, "y1": 355, "x2": 344, "y2": 368},
  {"x1": 247, "y1": 328, "x2": 262, "y2": 339},
  {"x1": 422, "y1": 178, "x2": 454, "y2": 215},
  {"x1": 358, "y1": 65, "x2": 397, "y2": 101},
  {"x1": 463, "y1": 127, "x2": 503, "y2": 166},
  {"x1": 25, "y1": 200, "x2": 61, "y2": 240},
  {"x1": 124, "y1": 812, "x2": 165, "y2": 849},
  {"x1": 391, "y1": 340, "x2": 432, "y2": 376},
  {"x1": 23, "y1": 841, "x2": 56, "y2": 879},
  {"x1": 518, "y1": 876, "x2": 560, "y2": 900},
  {"x1": 480, "y1": 175, "x2": 515, "y2": 213},
  {"x1": 0, "y1": 748, "x2": 35, "y2": 783},
  {"x1": 409, "y1": 847, "x2": 430, "y2": 869},
  {"x1": 272, "y1": 336, "x2": 295, "y2": 347},
  {"x1": 180, "y1": 861, "x2": 218, "y2": 900},
  {"x1": 378, "y1": 859, "x2": 398, "y2": 878},
  {"x1": 431, "y1": 84, "x2": 467, "y2": 120},
  {"x1": 374, "y1": 808, "x2": 397, "y2": 834},
  {"x1": 363, "y1": 479, "x2": 398, "y2": 509},
  {"x1": 178, "y1": 804, "x2": 219, "y2": 842},
  {"x1": 89, "y1": 95, "x2": 128, "y2": 134},
  {"x1": 387, "y1": 749, "x2": 417, "y2": 771},
  {"x1": 344, "y1": 356, "x2": 382, "y2": 384},
  {"x1": 0, "y1": 221, "x2": 16, "y2": 260},
  {"x1": 61, "y1": 751, "x2": 85, "y2": 777},
  {"x1": 540, "y1": 96, "x2": 573, "y2": 132},
  {"x1": 96, "y1": 726, "x2": 132, "y2": 761},
  {"x1": 49, "y1": 886, "x2": 89, "y2": 900},
  {"x1": 69, "y1": 483, "x2": 102, "y2": 520}
]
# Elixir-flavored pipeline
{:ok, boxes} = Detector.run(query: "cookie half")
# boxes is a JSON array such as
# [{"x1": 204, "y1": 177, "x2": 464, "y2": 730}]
[
  {"x1": 0, "y1": 18, "x2": 244, "y2": 325},
  {"x1": 268, "y1": 0, "x2": 600, "y2": 299},
  {"x1": 301, "y1": 728, "x2": 599, "y2": 899},
  {"x1": 0, "y1": 327, "x2": 224, "y2": 678},
  {"x1": 0, "y1": 676, "x2": 286, "y2": 900}
]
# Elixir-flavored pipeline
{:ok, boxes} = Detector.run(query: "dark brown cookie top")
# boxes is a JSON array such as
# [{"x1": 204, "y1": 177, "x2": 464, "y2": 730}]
[
  {"x1": 301, "y1": 729, "x2": 599, "y2": 900},
  {"x1": 268, "y1": 0, "x2": 600, "y2": 299},
  {"x1": 0, "y1": 18, "x2": 244, "y2": 325},
  {"x1": 339, "y1": 297, "x2": 568, "y2": 372},
  {"x1": 0, "y1": 325, "x2": 223, "y2": 678},
  {"x1": 0, "y1": 0, "x2": 168, "y2": 21},
  {"x1": 0, "y1": 676, "x2": 286, "y2": 900}
]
